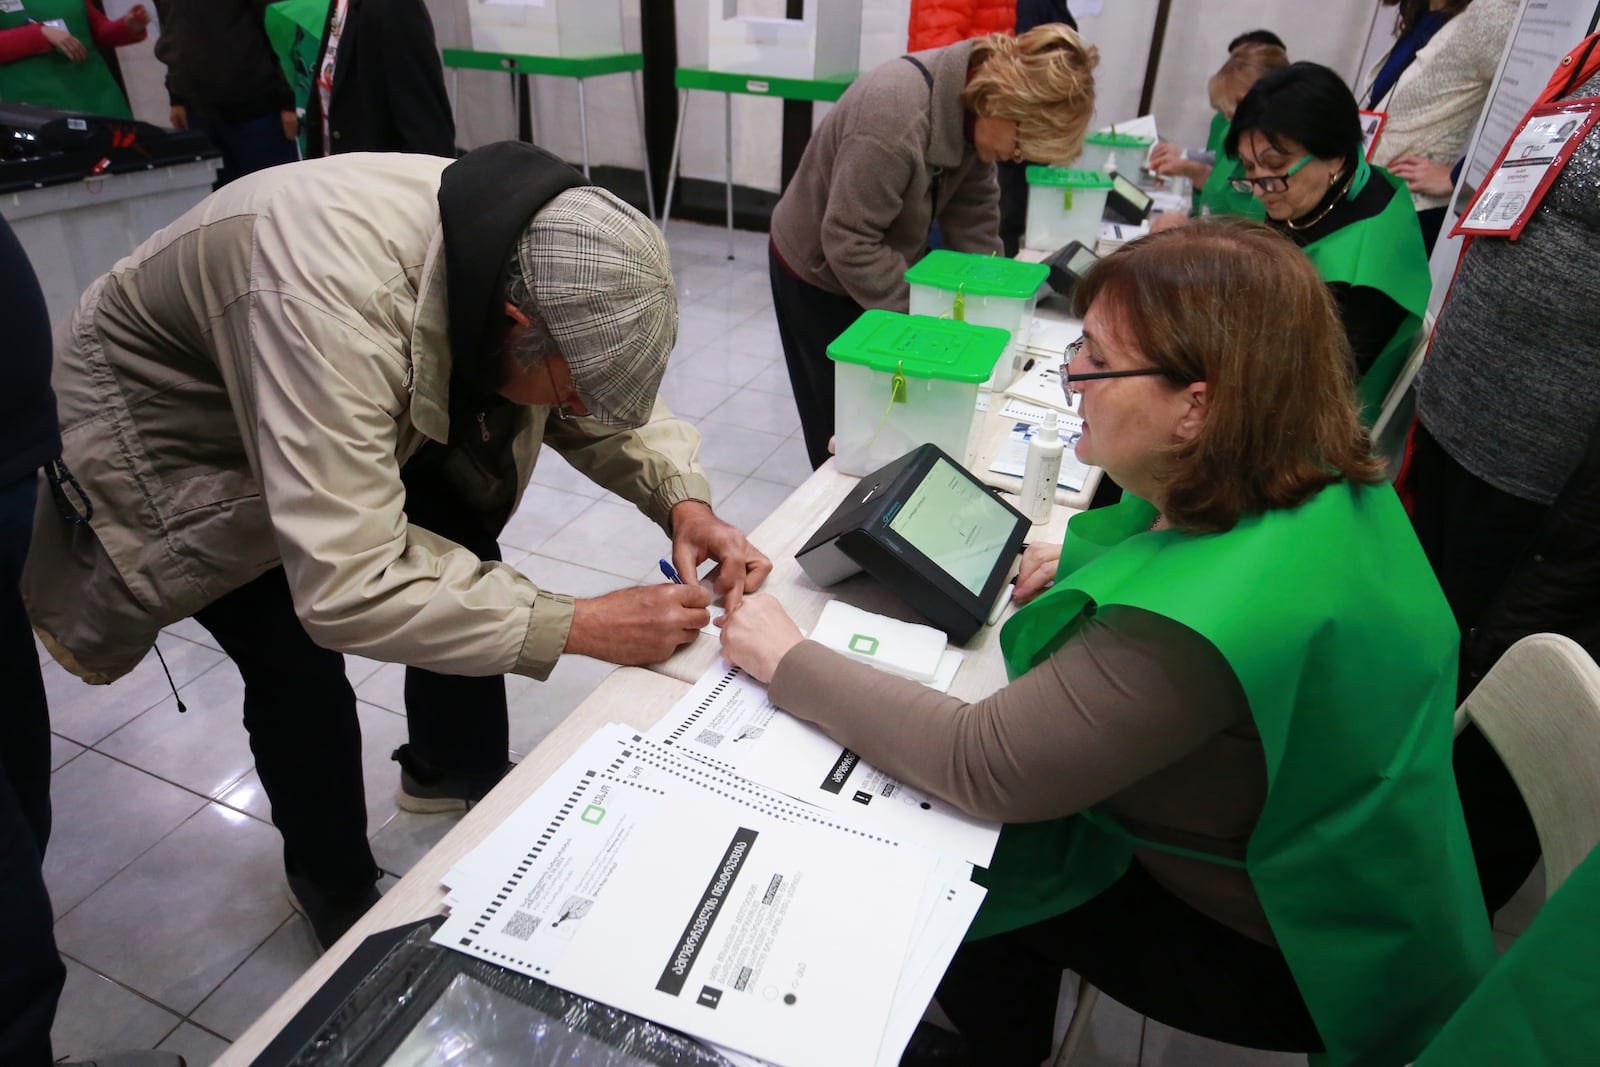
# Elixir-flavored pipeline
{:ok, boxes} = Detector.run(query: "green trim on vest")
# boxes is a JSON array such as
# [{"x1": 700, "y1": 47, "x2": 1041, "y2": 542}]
[
  {"x1": 1300, "y1": 167, "x2": 1431, "y2": 422},
  {"x1": 1194, "y1": 112, "x2": 1266, "y2": 221},
  {"x1": 0, "y1": 0, "x2": 131, "y2": 118},
  {"x1": 977, "y1": 484, "x2": 1494, "y2": 1065}
]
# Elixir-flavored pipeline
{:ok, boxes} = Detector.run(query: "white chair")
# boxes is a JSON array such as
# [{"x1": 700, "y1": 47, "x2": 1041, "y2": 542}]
[
  {"x1": 1371, "y1": 311, "x2": 1435, "y2": 481},
  {"x1": 1053, "y1": 632, "x2": 1600, "y2": 1067},
  {"x1": 1454, "y1": 632, "x2": 1600, "y2": 894}
]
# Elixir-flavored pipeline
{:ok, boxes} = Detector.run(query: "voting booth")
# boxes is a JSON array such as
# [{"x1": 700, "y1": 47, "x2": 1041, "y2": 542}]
[
  {"x1": 467, "y1": 0, "x2": 625, "y2": 57},
  {"x1": 690, "y1": 0, "x2": 861, "y2": 80}
]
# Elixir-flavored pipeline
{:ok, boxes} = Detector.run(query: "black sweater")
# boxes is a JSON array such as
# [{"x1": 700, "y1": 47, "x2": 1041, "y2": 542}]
[{"x1": 0, "y1": 216, "x2": 58, "y2": 486}]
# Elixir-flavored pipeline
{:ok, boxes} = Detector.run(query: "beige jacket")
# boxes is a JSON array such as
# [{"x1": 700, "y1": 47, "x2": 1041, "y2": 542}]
[
  {"x1": 769, "y1": 40, "x2": 1002, "y2": 311},
  {"x1": 24, "y1": 153, "x2": 709, "y2": 685}
]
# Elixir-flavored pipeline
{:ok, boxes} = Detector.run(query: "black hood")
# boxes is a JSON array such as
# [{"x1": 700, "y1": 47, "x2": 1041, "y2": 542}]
[{"x1": 436, "y1": 141, "x2": 585, "y2": 401}]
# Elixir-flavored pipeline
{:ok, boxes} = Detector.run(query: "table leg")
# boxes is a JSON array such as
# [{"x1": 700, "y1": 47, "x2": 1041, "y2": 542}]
[
  {"x1": 577, "y1": 78, "x2": 591, "y2": 179},
  {"x1": 632, "y1": 70, "x2": 656, "y2": 221},
  {"x1": 724, "y1": 90, "x2": 734, "y2": 260},
  {"x1": 660, "y1": 88, "x2": 689, "y2": 229}
]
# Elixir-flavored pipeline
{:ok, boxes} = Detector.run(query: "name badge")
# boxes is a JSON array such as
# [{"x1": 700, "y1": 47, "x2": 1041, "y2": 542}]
[
  {"x1": 1359, "y1": 110, "x2": 1386, "y2": 161},
  {"x1": 1452, "y1": 98, "x2": 1600, "y2": 240},
  {"x1": 0, "y1": 1, "x2": 27, "y2": 13}
]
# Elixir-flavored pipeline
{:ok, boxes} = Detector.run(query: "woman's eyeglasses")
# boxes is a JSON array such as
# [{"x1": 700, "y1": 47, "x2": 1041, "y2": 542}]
[
  {"x1": 1059, "y1": 337, "x2": 1185, "y2": 404},
  {"x1": 1227, "y1": 153, "x2": 1312, "y2": 194}
]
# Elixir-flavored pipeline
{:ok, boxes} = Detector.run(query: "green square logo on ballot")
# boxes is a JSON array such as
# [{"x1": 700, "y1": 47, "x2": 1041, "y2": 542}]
[
  {"x1": 581, "y1": 804, "x2": 606, "y2": 825},
  {"x1": 848, "y1": 633, "x2": 879, "y2": 656}
]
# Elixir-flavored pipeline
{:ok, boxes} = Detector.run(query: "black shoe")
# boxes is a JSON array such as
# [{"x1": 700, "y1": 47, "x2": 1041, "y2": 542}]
[
  {"x1": 286, "y1": 872, "x2": 381, "y2": 952},
  {"x1": 898, "y1": 1022, "x2": 979, "y2": 1067},
  {"x1": 392, "y1": 744, "x2": 513, "y2": 814}
]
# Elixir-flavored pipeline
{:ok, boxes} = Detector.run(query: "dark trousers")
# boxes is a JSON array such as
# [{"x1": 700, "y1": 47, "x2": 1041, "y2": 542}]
[
  {"x1": 190, "y1": 477, "x2": 508, "y2": 894},
  {"x1": 769, "y1": 242, "x2": 866, "y2": 469},
  {"x1": 195, "y1": 111, "x2": 300, "y2": 189},
  {"x1": 0, "y1": 476, "x2": 66, "y2": 1067},
  {"x1": 1417, "y1": 206, "x2": 1448, "y2": 258},
  {"x1": 935, "y1": 863, "x2": 1322, "y2": 1065},
  {"x1": 1408, "y1": 422, "x2": 1544, "y2": 914}
]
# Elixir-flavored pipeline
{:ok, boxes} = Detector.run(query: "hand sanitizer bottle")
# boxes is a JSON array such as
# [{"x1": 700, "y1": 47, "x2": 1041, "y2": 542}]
[{"x1": 1019, "y1": 411, "x2": 1064, "y2": 524}]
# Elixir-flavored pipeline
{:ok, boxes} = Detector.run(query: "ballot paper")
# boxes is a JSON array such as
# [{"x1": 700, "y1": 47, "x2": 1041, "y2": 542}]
[
  {"x1": 436, "y1": 726, "x2": 984, "y2": 1067},
  {"x1": 1004, "y1": 359, "x2": 1077, "y2": 413},
  {"x1": 645, "y1": 666, "x2": 1000, "y2": 868}
]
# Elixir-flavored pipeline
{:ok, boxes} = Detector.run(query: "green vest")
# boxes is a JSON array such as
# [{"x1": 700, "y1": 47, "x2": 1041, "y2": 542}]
[
  {"x1": 976, "y1": 484, "x2": 1495, "y2": 1066},
  {"x1": 1415, "y1": 844, "x2": 1600, "y2": 1065},
  {"x1": 1299, "y1": 167, "x2": 1431, "y2": 423},
  {"x1": 0, "y1": 0, "x2": 131, "y2": 118},
  {"x1": 264, "y1": 0, "x2": 328, "y2": 116},
  {"x1": 1194, "y1": 111, "x2": 1266, "y2": 221}
]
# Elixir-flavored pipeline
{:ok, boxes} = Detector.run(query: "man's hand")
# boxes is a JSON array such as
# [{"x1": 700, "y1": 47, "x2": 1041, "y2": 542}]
[
  {"x1": 1388, "y1": 155, "x2": 1455, "y2": 198},
  {"x1": 717, "y1": 594, "x2": 804, "y2": 684},
  {"x1": 669, "y1": 500, "x2": 772, "y2": 613},
  {"x1": 1013, "y1": 541, "x2": 1062, "y2": 605},
  {"x1": 42, "y1": 25, "x2": 88, "y2": 63},
  {"x1": 124, "y1": 4, "x2": 151, "y2": 34},
  {"x1": 566, "y1": 584, "x2": 712, "y2": 664},
  {"x1": 281, "y1": 109, "x2": 299, "y2": 143},
  {"x1": 168, "y1": 104, "x2": 187, "y2": 131}
]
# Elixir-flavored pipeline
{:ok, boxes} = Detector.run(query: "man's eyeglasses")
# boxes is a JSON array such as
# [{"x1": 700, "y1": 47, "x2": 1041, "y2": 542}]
[
  {"x1": 1227, "y1": 153, "x2": 1312, "y2": 194},
  {"x1": 1059, "y1": 337, "x2": 1187, "y2": 404}
]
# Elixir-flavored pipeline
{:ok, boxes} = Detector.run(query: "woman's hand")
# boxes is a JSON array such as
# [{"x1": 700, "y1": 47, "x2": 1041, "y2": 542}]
[
  {"x1": 42, "y1": 24, "x2": 88, "y2": 63},
  {"x1": 124, "y1": 4, "x2": 151, "y2": 34},
  {"x1": 1388, "y1": 155, "x2": 1455, "y2": 198},
  {"x1": 717, "y1": 594, "x2": 804, "y2": 684},
  {"x1": 1013, "y1": 541, "x2": 1062, "y2": 605},
  {"x1": 1149, "y1": 141, "x2": 1209, "y2": 184}
]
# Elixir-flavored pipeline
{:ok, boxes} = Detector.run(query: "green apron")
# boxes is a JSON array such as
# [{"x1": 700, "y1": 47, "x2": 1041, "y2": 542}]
[
  {"x1": 1299, "y1": 167, "x2": 1431, "y2": 423},
  {"x1": 975, "y1": 484, "x2": 1495, "y2": 1066},
  {"x1": 1415, "y1": 844, "x2": 1600, "y2": 1065},
  {"x1": 1194, "y1": 111, "x2": 1266, "y2": 221},
  {"x1": 0, "y1": 0, "x2": 131, "y2": 118}
]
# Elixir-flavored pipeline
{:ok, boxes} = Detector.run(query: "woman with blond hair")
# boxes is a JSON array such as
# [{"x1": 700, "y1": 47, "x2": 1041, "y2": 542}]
[
  {"x1": 768, "y1": 23, "x2": 1097, "y2": 468},
  {"x1": 1149, "y1": 38, "x2": 1291, "y2": 221},
  {"x1": 728, "y1": 220, "x2": 1493, "y2": 1065}
]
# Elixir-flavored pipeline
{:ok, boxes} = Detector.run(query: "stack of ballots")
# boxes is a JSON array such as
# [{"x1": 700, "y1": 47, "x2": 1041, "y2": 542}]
[{"x1": 433, "y1": 662, "x2": 1001, "y2": 1067}]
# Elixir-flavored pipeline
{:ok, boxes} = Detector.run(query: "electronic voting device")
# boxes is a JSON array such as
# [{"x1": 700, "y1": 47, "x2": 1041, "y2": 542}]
[
  {"x1": 1043, "y1": 239, "x2": 1099, "y2": 300},
  {"x1": 1106, "y1": 171, "x2": 1154, "y2": 223},
  {"x1": 796, "y1": 445, "x2": 1031, "y2": 643}
]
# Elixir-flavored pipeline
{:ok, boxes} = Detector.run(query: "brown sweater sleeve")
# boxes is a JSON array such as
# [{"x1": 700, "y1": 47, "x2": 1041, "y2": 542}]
[{"x1": 766, "y1": 604, "x2": 1250, "y2": 823}]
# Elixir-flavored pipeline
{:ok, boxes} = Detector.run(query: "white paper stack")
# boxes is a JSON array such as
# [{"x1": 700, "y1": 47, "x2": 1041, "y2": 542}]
[{"x1": 435, "y1": 690, "x2": 994, "y2": 1067}]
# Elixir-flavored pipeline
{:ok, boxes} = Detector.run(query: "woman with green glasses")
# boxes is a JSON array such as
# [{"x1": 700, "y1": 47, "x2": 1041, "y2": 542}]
[{"x1": 1226, "y1": 61, "x2": 1431, "y2": 422}]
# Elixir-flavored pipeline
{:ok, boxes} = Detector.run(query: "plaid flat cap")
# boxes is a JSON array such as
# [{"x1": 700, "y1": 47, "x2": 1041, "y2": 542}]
[{"x1": 517, "y1": 187, "x2": 677, "y2": 428}]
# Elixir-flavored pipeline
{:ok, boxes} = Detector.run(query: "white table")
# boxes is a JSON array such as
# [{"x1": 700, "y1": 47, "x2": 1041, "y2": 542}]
[{"x1": 213, "y1": 452, "x2": 1084, "y2": 1065}]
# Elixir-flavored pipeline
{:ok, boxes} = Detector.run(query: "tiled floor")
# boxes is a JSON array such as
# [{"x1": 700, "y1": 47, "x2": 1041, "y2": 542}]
[{"x1": 40, "y1": 219, "x2": 1533, "y2": 1066}]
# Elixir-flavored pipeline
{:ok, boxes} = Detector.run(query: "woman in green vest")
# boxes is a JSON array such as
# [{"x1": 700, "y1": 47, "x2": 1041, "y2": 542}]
[
  {"x1": 0, "y1": 1, "x2": 149, "y2": 119},
  {"x1": 1226, "y1": 61, "x2": 1432, "y2": 423},
  {"x1": 719, "y1": 219, "x2": 1493, "y2": 1067},
  {"x1": 1149, "y1": 36, "x2": 1288, "y2": 222}
]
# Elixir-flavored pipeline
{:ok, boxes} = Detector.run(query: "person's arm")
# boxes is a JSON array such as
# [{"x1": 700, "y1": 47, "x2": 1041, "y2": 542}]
[
  {"x1": 237, "y1": 291, "x2": 591, "y2": 678},
  {"x1": 369, "y1": 0, "x2": 456, "y2": 156},
  {"x1": 0, "y1": 24, "x2": 57, "y2": 65},
  {"x1": 543, "y1": 405, "x2": 772, "y2": 610},
  {"x1": 758, "y1": 603, "x2": 1248, "y2": 822},
  {"x1": 84, "y1": 1, "x2": 149, "y2": 48},
  {"x1": 1328, "y1": 282, "x2": 1410, "y2": 377},
  {"x1": 935, "y1": 162, "x2": 1002, "y2": 256},
  {"x1": 817, "y1": 131, "x2": 922, "y2": 311}
]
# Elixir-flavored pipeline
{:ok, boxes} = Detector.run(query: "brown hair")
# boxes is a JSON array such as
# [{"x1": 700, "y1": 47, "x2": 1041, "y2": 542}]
[
  {"x1": 1071, "y1": 218, "x2": 1384, "y2": 533},
  {"x1": 1208, "y1": 41, "x2": 1290, "y2": 115},
  {"x1": 963, "y1": 24, "x2": 1099, "y2": 167}
]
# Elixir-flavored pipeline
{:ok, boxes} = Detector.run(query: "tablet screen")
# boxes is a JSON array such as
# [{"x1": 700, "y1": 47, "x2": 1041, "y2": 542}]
[
  {"x1": 1111, "y1": 172, "x2": 1151, "y2": 213},
  {"x1": 887, "y1": 457, "x2": 1019, "y2": 595}
]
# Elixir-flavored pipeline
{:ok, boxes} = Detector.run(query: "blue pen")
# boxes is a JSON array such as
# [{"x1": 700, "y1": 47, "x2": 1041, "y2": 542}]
[{"x1": 658, "y1": 559, "x2": 685, "y2": 584}]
